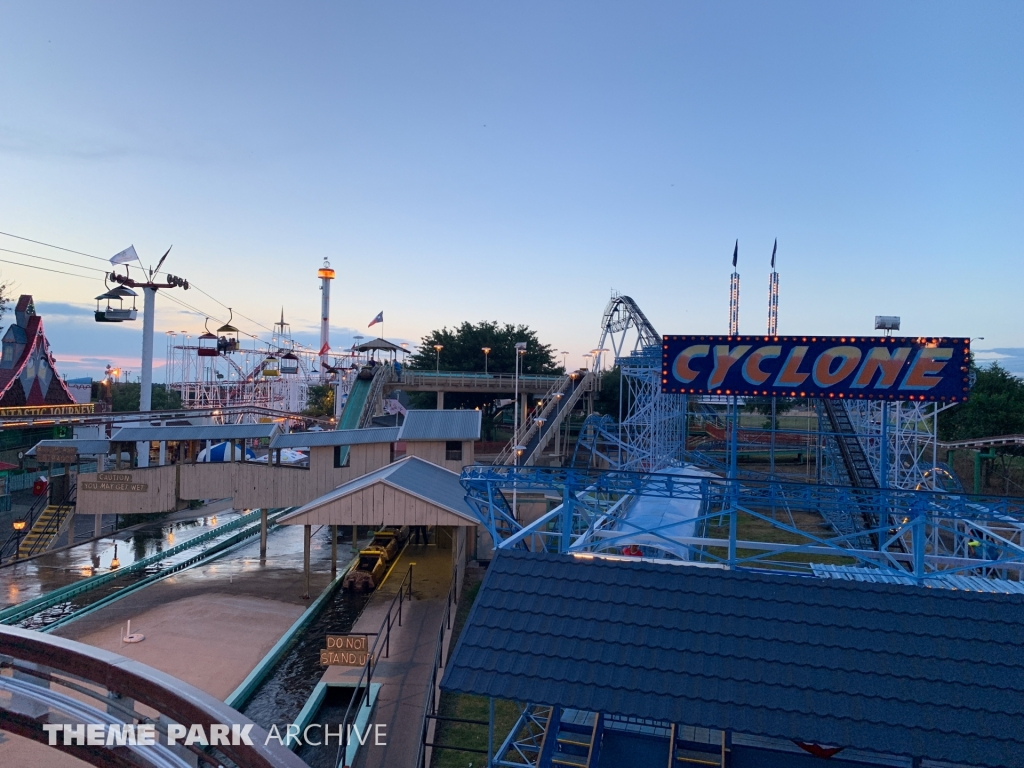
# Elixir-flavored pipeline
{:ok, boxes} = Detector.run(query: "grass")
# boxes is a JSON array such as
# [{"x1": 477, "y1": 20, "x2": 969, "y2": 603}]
[
  {"x1": 430, "y1": 573, "x2": 521, "y2": 768},
  {"x1": 702, "y1": 507, "x2": 858, "y2": 569}
]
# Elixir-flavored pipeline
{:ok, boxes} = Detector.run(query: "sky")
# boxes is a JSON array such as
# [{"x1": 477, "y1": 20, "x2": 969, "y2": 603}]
[{"x1": 0, "y1": 1, "x2": 1022, "y2": 380}]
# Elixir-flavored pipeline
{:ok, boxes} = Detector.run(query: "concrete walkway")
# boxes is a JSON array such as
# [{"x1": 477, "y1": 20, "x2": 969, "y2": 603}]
[{"x1": 324, "y1": 541, "x2": 456, "y2": 768}]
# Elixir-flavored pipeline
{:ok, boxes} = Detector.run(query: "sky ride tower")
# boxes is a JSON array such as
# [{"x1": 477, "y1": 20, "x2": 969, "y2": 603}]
[{"x1": 318, "y1": 258, "x2": 335, "y2": 380}]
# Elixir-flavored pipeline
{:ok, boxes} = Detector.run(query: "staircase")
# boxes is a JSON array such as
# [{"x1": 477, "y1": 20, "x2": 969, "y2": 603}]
[
  {"x1": 495, "y1": 371, "x2": 595, "y2": 466},
  {"x1": 17, "y1": 494, "x2": 75, "y2": 559},
  {"x1": 539, "y1": 709, "x2": 603, "y2": 768},
  {"x1": 667, "y1": 724, "x2": 724, "y2": 767}
]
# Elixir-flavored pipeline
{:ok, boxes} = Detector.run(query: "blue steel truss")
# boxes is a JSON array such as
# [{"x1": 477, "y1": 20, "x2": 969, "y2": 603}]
[{"x1": 461, "y1": 465, "x2": 1024, "y2": 581}]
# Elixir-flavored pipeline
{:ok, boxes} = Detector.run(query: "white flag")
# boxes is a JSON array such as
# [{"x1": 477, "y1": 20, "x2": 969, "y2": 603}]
[{"x1": 110, "y1": 245, "x2": 139, "y2": 265}]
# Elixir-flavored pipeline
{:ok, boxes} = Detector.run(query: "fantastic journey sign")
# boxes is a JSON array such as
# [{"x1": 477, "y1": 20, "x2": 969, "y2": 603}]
[{"x1": 661, "y1": 335, "x2": 970, "y2": 402}]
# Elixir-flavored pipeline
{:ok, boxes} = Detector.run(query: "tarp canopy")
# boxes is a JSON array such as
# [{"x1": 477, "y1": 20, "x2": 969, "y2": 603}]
[{"x1": 196, "y1": 442, "x2": 257, "y2": 462}]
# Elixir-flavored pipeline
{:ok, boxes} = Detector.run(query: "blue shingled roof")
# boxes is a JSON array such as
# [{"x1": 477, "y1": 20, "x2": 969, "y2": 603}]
[{"x1": 441, "y1": 550, "x2": 1024, "y2": 768}]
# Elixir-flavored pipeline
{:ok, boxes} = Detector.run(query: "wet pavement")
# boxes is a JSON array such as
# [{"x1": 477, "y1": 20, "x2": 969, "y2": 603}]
[{"x1": 0, "y1": 502, "x2": 242, "y2": 610}]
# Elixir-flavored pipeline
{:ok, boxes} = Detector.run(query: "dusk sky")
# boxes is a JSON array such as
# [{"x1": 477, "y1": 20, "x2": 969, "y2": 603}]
[{"x1": 1, "y1": 2, "x2": 1021, "y2": 379}]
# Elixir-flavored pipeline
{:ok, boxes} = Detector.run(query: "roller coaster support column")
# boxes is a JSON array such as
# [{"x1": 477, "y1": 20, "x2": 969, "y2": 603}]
[
  {"x1": 879, "y1": 402, "x2": 889, "y2": 552},
  {"x1": 912, "y1": 507, "x2": 925, "y2": 580},
  {"x1": 560, "y1": 486, "x2": 573, "y2": 553},
  {"x1": 728, "y1": 396, "x2": 739, "y2": 502},
  {"x1": 975, "y1": 448, "x2": 996, "y2": 495}
]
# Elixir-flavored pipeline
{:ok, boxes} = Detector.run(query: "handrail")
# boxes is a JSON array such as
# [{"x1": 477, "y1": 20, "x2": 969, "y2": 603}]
[
  {"x1": 0, "y1": 623, "x2": 308, "y2": 768},
  {"x1": 494, "y1": 372, "x2": 594, "y2": 467},
  {"x1": 20, "y1": 482, "x2": 78, "y2": 559},
  {"x1": 0, "y1": 491, "x2": 49, "y2": 563},
  {"x1": 334, "y1": 565, "x2": 414, "y2": 767},
  {"x1": 414, "y1": 562, "x2": 460, "y2": 768}
]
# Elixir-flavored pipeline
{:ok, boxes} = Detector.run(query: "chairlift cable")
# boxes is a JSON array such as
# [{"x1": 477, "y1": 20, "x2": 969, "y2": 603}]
[
  {"x1": 0, "y1": 246, "x2": 110, "y2": 274},
  {"x1": 0, "y1": 229, "x2": 110, "y2": 263},
  {"x1": 0, "y1": 256, "x2": 98, "y2": 281}
]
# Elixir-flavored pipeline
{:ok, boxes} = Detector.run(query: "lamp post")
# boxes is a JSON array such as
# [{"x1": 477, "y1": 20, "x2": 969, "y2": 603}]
[
  {"x1": 561, "y1": 351, "x2": 569, "y2": 372},
  {"x1": 482, "y1": 347, "x2": 491, "y2": 374},
  {"x1": 433, "y1": 344, "x2": 444, "y2": 373},
  {"x1": 12, "y1": 518, "x2": 26, "y2": 557},
  {"x1": 513, "y1": 341, "x2": 527, "y2": 521}
]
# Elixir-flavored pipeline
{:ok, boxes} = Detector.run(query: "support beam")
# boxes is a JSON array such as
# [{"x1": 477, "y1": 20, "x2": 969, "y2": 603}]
[
  {"x1": 436, "y1": 391, "x2": 444, "y2": 410},
  {"x1": 260, "y1": 509, "x2": 268, "y2": 557},
  {"x1": 331, "y1": 525, "x2": 337, "y2": 576},
  {"x1": 302, "y1": 524, "x2": 311, "y2": 600},
  {"x1": 352, "y1": 524, "x2": 358, "y2": 552}
]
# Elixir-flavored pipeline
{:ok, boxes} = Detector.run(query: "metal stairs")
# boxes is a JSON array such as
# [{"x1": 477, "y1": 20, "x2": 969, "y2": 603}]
[
  {"x1": 17, "y1": 488, "x2": 75, "y2": 559},
  {"x1": 495, "y1": 371, "x2": 594, "y2": 466},
  {"x1": 538, "y1": 708, "x2": 603, "y2": 768}
]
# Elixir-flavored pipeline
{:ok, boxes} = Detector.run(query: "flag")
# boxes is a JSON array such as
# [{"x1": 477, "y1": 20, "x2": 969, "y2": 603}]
[
  {"x1": 318, "y1": 342, "x2": 330, "y2": 356},
  {"x1": 771, "y1": 238, "x2": 777, "y2": 269},
  {"x1": 368, "y1": 311, "x2": 383, "y2": 327},
  {"x1": 732, "y1": 240, "x2": 738, "y2": 268},
  {"x1": 110, "y1": 245, "x2": 139, "y2": 265}
]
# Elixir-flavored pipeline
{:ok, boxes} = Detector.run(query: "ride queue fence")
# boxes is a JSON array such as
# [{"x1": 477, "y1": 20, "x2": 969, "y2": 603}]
[{"x1": 333, "y1": 565, "x2": 414, "y2": 768}]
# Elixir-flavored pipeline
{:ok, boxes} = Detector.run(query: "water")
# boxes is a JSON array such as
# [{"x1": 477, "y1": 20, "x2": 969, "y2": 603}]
[
  {"x1": 241, "y1": 586, "x2": 370, "y2": 730},
  {"x1": 2, "y1": 513, "x2": 258, "y2": 629},
  {"x1": 295, "y1": 686, "x2": 365, "y2": 768},
  {"x1": 0, "y1": 511, "x2": 242, "y2": 610}
]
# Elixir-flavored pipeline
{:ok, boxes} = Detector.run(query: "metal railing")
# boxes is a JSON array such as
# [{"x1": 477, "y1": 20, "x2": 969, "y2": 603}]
[
  {"x1": 0, "y1": 623, "x2": 307, "y2": 768},
  {"x1": 19, "y1": 484, "x2": 78, "y2": 560},
  {"x1": 0, "y1": 491, "x2": 49, "y2": 564},
  {"x1": 333, "y1": 566, "x2": 415, "y2": 767},
  {"x1": 415, "y1": 563, "x2": 462, "y2": 768},
  {"x1": 494, "y1": 372, "x2": 594, "y2": 466},
  {"x1": 396, "y1": 371, "x2": 563, "y2": 391}
]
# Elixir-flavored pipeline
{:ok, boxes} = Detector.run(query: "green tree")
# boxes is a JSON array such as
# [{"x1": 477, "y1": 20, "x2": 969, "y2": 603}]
[
  {"x1": 744, "y1": 396, "x2": 796, "y2": 429},
  {"x1": 407, "y1": 321, "x2": 560, "y2": 375},
  {"x1": 940, "y1": 362, "x2": 1024, "y2": 494},
  {"x1": 304, "y1": 384, "x2": 335, "y2": 417},
  {"x1": 593, "y1": 367, "x2": 624, "y2": 417},
  {"x1": 110, "y1": 384, "x2": 182, "y2": 412},
  {"x1": 939, "y1": 362, "x2": 1024, "y2": 441}
]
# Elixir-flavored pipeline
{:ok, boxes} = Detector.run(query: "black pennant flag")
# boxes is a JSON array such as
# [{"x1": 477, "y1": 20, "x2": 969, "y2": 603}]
[
  {"x1": 771, "y1": 238, "x2": 777, "y2": 269},
  {"x1": 732, "y1": 239, "x2": 738, "y2": 268}
]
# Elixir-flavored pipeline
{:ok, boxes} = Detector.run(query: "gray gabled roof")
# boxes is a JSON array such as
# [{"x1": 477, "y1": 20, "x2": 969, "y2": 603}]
[
  {"x1": 270, "y1": 427, "x2": 400, "y2": 449},
  {"x1": 442, "y1": 550, "x2": 1024, "y2": 768},
  {"x1": 27, "y1": 439, "x2": 111, "y2": 457},
  {"x1": 399, "y1": 409, "x2": 481, "y2": 441},
  {"x1": 278, "y1": 456, "x2": 477, "y2": 524},
  {"x1": 111, "y1": 423, "x2": 281, "y2": 442}
]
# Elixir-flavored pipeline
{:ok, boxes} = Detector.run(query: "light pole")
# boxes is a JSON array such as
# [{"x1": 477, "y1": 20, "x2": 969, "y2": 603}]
[
  {"x1": 482, "y1": 347, "x2": 491, "y2": 374},
  {"x1": 12, "y1": 518, "x2": 26, "y2": 558},
  {"x1": 513, "y1": 341, "x2": 527, "y2": 521},
  {"x1": 561, "y1": 351, "x2": 569, "y2": 372},
  {"x1": 433, "y1": 344, "x2": 444, "y2": 373},
  {"x1": 591, "y1": 347, "x2": 609, "y2": 372}
]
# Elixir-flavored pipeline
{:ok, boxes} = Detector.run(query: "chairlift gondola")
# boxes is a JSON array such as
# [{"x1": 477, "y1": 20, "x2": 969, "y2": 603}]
[
  {"x1": 216, "y1": 309, "x2": 240, "y2": 354},
  {"x1": 263, "y1": 354, "x2": 280, "y2": 377},
  {"x1": 280, "y1": 351, "x2": 299, "y2": 375},
  {"x1": 198, "y1": 319, "x2": 219, "y2": 357},
  {"x1": 94, "y1": 286, "x2": 138, "y2": 323}
]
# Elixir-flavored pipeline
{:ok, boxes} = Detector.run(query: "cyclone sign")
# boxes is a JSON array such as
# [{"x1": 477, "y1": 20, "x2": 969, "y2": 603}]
[{"x1": 661, "y1": 335, "x2": 970, "y2": 402}]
